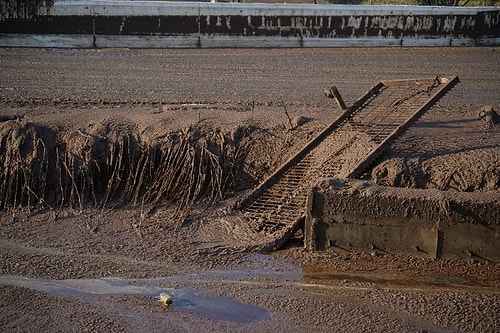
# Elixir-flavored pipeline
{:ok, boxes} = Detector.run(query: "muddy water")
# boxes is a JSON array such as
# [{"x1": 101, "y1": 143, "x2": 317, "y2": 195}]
[
  {"x1": 1, "y1": 263, "x2": 495, "y2": 325},
  {"x1": 303, "y1": 265, "x2": 496, "y2": 291},
  {"x1": 0, "y1": 274, "x2": 273, "y2": 323},
  {"x1": 2, "y1": 262, "x2": 498, "y2": 332}
]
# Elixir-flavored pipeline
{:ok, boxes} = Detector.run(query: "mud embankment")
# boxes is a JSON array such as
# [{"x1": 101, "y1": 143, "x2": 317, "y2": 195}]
[{"x1": 0, "y1": 117, "x2": 254, "y2": 213}]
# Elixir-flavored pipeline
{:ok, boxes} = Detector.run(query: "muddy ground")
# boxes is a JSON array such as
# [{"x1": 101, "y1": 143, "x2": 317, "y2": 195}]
[{"x1": 0, "y1": 47, "x2": 499, "y2": 332}]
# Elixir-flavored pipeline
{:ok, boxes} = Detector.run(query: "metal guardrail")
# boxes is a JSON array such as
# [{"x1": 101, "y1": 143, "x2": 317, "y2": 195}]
[{"x1": 1, "y1": 1, "x2": 499, "y2": 47}]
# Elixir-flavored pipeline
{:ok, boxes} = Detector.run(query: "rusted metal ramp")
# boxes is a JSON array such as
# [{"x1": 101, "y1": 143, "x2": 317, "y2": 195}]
[{"x1": 237, "y1": 76, "x2": 459, "y2": 250}]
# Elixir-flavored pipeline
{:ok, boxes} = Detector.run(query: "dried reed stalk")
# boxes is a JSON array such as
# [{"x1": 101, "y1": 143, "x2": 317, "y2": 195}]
[{"x1": 0, "y1": 122, "x2": 246, "y2": 213}]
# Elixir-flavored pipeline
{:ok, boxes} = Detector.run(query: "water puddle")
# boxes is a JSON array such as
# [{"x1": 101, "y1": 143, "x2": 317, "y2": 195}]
[
  {"x1": 0, "y1": 275, "x2": 271, "y2": 323},
  {"x1": 303, "y1": 266, "x2": 493, "y2": 291}
]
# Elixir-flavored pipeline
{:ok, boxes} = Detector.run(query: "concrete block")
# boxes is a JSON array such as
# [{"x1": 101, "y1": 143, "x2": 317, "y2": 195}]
[{"x1": 305, "y1": 179, "x2": 500, "y2": 262}]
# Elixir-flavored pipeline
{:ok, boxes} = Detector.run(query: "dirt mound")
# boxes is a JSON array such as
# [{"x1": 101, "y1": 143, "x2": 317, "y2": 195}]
[
  {"x1": 371, "y1": 147, "x2": 499, "y2": 192},
  {"x1": 370, "y1": 104, "x2": 500, "y2": 193},
  {"x1": 0, "y1": 118, "x2": 257, "y2": 213},
  {"x1": 477, "y1": 105, "x2": 500, "y2": 129},
  {"x1": 0, "y1": 106, "x2": 318, "y2": 212},
  {"x1": 0, "y1": 120, "x2": 57, "y2": 210}
]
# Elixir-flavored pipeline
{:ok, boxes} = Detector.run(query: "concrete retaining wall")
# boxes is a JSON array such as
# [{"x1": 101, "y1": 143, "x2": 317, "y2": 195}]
[
  {"x1": 1, "y1": 1, "x2": 499, "y2": 48},
  {"x1": 305, "y1": 179, "x2": 500, "y2": 262}
]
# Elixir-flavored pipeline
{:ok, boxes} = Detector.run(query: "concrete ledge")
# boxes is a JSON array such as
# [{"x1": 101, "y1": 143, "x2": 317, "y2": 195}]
[
  {"x1": 200, "y1": 35, "x2": 302, "y2": 48},
  {"x1": 303, "y1": 37, "x2": 402, "y2": 47},
  {"x1": 476, "y1": 37, "x2": 500, "y2": 46},
  {"x1": 0, "y1": 34, "x2": 94, "y2": 48},
  {"x1": 96, "y1": 35, "x2": 200, "y2": 48},
  {"x1": 4, "y1": 34, "x2": 481, "y2": 48},
  {"x1": 305, "y1": 179, "x2": 500, "y2": 262}
]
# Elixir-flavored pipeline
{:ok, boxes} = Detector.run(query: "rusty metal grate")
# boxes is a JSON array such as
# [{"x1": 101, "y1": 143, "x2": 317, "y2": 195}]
[{"x1": 239, "y1": 76, "x2": 459, "y2": 250}]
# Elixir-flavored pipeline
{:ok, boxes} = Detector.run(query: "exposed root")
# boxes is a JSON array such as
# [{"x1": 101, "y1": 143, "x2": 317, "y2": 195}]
[{"x1": 0, "y1": 119, "x2": 252, "y2": 213}]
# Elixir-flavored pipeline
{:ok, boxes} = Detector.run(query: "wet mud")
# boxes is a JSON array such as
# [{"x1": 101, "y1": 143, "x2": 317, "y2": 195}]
[{"x1": 0, "y1": 47, "x2": 499, "y2": 332}]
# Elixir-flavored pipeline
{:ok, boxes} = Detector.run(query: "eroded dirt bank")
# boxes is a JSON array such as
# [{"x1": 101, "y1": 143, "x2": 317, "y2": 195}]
[{"x1": 0, "y1": 47, "x2": 499, "y2": 332}]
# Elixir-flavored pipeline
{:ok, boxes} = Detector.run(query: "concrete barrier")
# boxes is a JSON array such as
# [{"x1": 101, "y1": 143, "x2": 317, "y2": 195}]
[
  {"x1": 1, "y1": 1, "x2": 499, "y2": 48},
  {"x1": 304, "y1": 179, "x2": 500, "y2": 262}
]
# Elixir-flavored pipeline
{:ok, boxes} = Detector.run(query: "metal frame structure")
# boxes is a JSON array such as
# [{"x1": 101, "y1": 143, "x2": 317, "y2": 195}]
[{"x1": 239, "y1": 76, "x2": 459, "y2": 250}]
